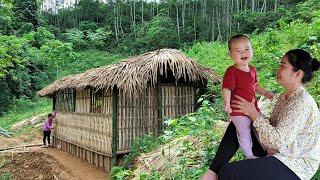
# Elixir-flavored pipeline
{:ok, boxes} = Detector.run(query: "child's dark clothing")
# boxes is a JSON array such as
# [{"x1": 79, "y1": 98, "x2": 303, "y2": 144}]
[{"x1": 43, "y1": 130, "x2": 51, "y2": 145}]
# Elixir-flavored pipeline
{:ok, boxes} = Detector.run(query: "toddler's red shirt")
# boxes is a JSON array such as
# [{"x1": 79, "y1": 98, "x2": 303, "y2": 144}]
[{"x1": 222, "y1": 65, "x2": 259, "y2": 116}]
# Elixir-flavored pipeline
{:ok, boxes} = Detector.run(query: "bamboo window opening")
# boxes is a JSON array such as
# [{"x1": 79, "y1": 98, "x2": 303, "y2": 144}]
[
  {"x1": 91, "y1": 89, "x2": 103, "y2": 113},
  {"x1": 55, "y1": 90, "x2": 75, "y2": 112}
]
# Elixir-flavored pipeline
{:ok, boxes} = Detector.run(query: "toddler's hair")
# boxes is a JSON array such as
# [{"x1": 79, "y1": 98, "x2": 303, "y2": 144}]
[{"x1": 228, "y1": 34, "x2": 250, "y2": 51}]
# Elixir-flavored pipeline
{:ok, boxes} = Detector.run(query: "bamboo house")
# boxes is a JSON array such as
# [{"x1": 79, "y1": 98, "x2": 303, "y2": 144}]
[{"x1": 37, "y1": 49, "x2": 221, "y2": 171}]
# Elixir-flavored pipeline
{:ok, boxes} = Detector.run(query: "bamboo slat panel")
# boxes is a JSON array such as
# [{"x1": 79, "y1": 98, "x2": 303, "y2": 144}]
[
  {"x1": 102, "y1": 90, "x2": 112, "y2": 114},
  {"x1": 76, "y1": 89, "x2": 90, "y2": 113},
  {"x1": 53, "y1": 136, "x2": 112, "y2": 171},
  {"x1": 161, "y1": 85, "x2": 195, "y2": 119},
  {"x1": 55, "y1": 90, "x2": 74, "y2": 112},
  {"x1": 54, "y1": 112, "x2": 113, "y2": 155},
  {"x1": 117, "y1": 86, "x2": 158, "y2": 152}
]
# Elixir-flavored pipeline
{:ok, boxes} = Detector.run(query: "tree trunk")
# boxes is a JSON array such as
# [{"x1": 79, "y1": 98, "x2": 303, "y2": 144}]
[
  {"x1": 133, "y1": 0, "x2": 136, "y2": 38},
  {"x1": 251, "y1": 0, "x2": 255, "y2": 12},
  {"x1": 193, "y1": 1, "x2": 197, "y2": 41},
  {"x1": 182, "y1": 0, "x2": 185, "y2": 33},
  {"x1": 260, "y1": 0, "x2": 266, "y2": 12},
  {"x1": 119, "y1": 6, "x2": 124, "y2": 36},
  {"x1": 113, "y1": 3, "x2": 118, "y2": 41},
  {"x1": 130, "y1": 1, "x2": 136, "y2": 38},
  {"x1": 216, "y1": 7, "x2": 222, "y2": 41},
  {"x1": 74, "y1": 0, "x2": 78, "y2": 28},
  {"x1": 141, "y1": 0, "x2": 144, "y2": 24},
  {"x1": 211, "y1": 4, "x2": 215, "y2": 41},
  {"x1": 245, "y1": 0, "x2": 247, "y2": 10},
  {"x1": 237, "y1": 0, "x2": 239, "y2": 31},
  {"x1": 227, "y1": 0, "x2": 231, "y2": 39},
  {"x1": 151, "y1": 1, "x2": 154, "y2": 17},
  {"x1": 176, "y1": 5, "x2": 180, "y2": 41}
]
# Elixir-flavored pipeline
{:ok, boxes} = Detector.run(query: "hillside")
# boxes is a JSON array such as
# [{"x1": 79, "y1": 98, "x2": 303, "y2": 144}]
[
  {"x1": 110, "y1": 0, "x2": 320, "y2": 179},
  {"x1": 0, "y1": 0, "x2": 320, "y2": 179}
]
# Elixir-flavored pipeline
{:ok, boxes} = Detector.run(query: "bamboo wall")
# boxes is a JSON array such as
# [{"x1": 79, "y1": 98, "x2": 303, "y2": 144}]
[
  {"x1": 53, "y1": 85, "x2": 196, "y2": 167},
  {"x1": 75, "y1": 89, "x2": 90, "y2": 113},
  {"x1": 161, "y1": 85, "x2": 195, "y2": 119},
  {"x1": 54, "y1": 112, "x2": 113, "y2": 155},
  {"x1": 55, "y1": 90, "x2": 75, "y2": 112},
  {"x1": 97, "y1": 90, "x2": 113, "y2": 114},
  {"x1": 117, "y1": 86, "x2": 158, "y2": 153},
  {"x1": 53, "y1": 137, "x2": 112, "y2": 171},
  {"x1": 116, "y1": 84, "x2": 195, "y2": 153}
]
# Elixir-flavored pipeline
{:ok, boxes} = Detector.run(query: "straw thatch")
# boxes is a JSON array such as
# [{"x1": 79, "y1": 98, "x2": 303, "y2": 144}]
[{"x1": 37, "y1": 49, "x2": 221, "y2": 97}]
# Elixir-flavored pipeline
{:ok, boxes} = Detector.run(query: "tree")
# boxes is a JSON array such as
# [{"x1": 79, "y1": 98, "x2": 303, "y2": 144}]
[
  {"x1": 0, "y1": 1, "x2": 13, "y2": 35},
  {"x1": 137, "y1": 15, "x2": 179, "y2": 51},
  {"x1": 12, "y1": 0, "x2": 40, "y2": 30},
  {"x1": 0, "y1": 78, "x2": 12, "y2": 115}
]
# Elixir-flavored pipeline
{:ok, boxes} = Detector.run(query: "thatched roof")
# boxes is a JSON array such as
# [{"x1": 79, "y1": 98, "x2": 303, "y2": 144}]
[{"x1": 37, "y1": 49, "x2": 221, "y2": 97}]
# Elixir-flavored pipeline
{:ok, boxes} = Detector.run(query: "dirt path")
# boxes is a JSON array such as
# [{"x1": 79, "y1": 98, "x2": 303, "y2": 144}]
[
  {"x1": 42, "y1": 148, "x2": 109, "y2": 180},
  {"x1": 1, "y1": 126, "x2": 109, "y2": 180},
  {"x1": 0, "y1": 147, "x2": 109, "y2": 180}
]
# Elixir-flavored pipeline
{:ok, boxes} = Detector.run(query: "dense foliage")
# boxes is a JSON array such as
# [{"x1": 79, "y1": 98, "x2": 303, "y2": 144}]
[
  {"x1": 0, "y1": 0, "x2": 312, "y2": 115},
  {"x1": 0, "y1": 0, "x2": 319, "y2": 179}
]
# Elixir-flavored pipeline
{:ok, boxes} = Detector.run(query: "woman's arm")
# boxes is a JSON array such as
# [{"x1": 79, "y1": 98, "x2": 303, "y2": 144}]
[{"x1": 232, "y1": 95, "x2": 309, "y2": 150}]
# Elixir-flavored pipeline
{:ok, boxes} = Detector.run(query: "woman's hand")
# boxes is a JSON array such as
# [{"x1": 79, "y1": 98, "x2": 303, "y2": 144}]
[
  {"x1": 264, "y1": 91, "x2": 274, "y2": 100},
  {"x1": 231, "y1": 95, "x2": 260, "y2": 121}
]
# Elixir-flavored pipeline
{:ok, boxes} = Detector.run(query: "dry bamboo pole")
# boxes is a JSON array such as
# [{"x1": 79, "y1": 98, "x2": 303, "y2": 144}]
[
  {"x1": 192, "y1": 86, "x2": 196, "y2": 112},
  {"x1": 157, "y1": 78, "x2": 163, "y2": 134},
  {"x1": 132, "y1": 95, "x2": 136, "y2": 150},
  {"x1": 182, "y1": 86, "x2": 185, "y2": 114},
  {"x1": 129, "y1": 94, "x2": 133, "y2": 150},
  {"x1": 112, "y1": 88, "x2": 119, "y2": 165},
  {"x1": 0, "y1": 143, "x2": 43, "y2": 152},
  {"x1": 120, "y1": 93, "x2": 124, "y2": 151},
  {"x1": 173, "y1": 86, "x2": 176, "y2": 117},
  {"x1": 144, "y1": 90, "x2": 148, "y2": 134},
  {"x1": 120, "y1": 94, "x2": 123, "y2": 151}
]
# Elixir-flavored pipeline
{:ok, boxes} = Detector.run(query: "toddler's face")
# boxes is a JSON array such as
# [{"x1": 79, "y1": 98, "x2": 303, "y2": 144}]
[{"x1": 229, "y1": 38, "x2": 253, "y2": 67}]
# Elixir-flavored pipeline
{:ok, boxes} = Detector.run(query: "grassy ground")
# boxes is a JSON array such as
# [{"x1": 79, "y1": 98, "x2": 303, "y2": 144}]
[{"x1": 0, "y1": 98, "x2": 51, "y2": 130}]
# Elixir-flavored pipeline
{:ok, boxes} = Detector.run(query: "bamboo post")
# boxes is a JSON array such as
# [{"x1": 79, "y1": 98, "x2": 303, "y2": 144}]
[
  {"x1": 112, "y1": 88, "x2": 119, "y2": 165},
  {"x1": 73, "y1": 89, "x2": 76, "y2": 112},
  {"x1": 90, "y1": 89, "x2": 93, "y2": 113},
  {"x1": 53, "y1": 94, "x2": 56, "y2": 110},
  {"x1": 193, "y1": 85, "x2": 198, "y2": 111},
  {"x1": 156, "y1": 74, "x2": 163, "y2": 134}
]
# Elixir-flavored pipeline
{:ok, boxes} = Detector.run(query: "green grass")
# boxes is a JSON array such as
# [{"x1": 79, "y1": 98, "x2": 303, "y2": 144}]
[
  {"x1": 0, "y1": 98, "x2": 51, "y2": 130},
  {"x1": 0, "y1": 172, "x2": 11, "y2": 180},
  {"x1": 312, "y1": 169, "x2": 320, "y2": 180}
]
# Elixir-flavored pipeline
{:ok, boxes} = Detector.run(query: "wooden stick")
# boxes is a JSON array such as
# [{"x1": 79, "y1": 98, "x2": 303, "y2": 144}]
[{"x1": 0, "y1": 143, "x2": 43, "y2": 152}]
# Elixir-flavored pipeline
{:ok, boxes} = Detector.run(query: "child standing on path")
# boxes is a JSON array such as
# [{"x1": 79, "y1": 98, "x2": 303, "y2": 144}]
[
  {"x1": 43, "y1": 111, "x2": 56, "y2": 147},
  {"x1": 223, "y1": 35, "x2": 273, "y2": 159}
]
